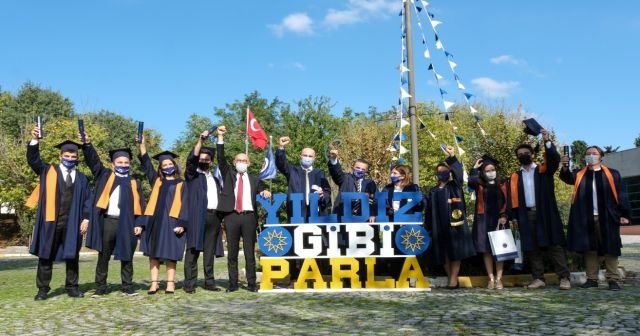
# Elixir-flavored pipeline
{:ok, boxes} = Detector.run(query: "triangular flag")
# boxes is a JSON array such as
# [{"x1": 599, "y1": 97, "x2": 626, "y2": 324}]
[
  {"x1": 480, "y1": 128, "x2": 487, "y2": 137},
  {"x1": 422, "y1": 1, "x2": 429, "y2": 8},
  {"x1": 473, "y1": 114, "x2": 481, "y2": 122},
  {"x1": 387, "y1": 145, "x2": 397, "y2": 152},
  {"x1": 393, "y1": 132, "x2": 408, "y2": 141},
  {"x1": 397, "y1": 158, "x2": 407, "y2": 165},
  {"x1": 399, "y1": 64, "x2": 410, "y2": 73},
  {"x1": 464, "y1": 92, "x2": 473, "y2": 100},
  {"x1": 435, "y1": 40, "x2": 443, "y2": 49},
  {"x1": 445, "y1": 51, "x2": 453, "y2": 58},
  {"x1": 398, "y1": 144, "x2": 409, "y2": 155},
  {"x1": 259, "y1": 143, "x2": 277, "y2": 180},
  {"x1": 431, "y1": 20, "x2": 442, "y2": 29},
  {"x1": 401, "y1": 76, "x2": 408, "y2": 85},
  {"x1": 470, "y1": 106, "x2": 477, "y2": 114},
  {"x1": 424, "y1": 49, "x2": 430, "y2": 59},
  {"x1": 448, "y1": 60, "x2": 457, "y2": 69},
  {"x1": 454, "y1": 74, "x2": 460, "y2": 81},
  {"x1": 444, "y1": 113, "x2": 449, "y2": 121},
  {"x1": 416, "y1": 6, "x2": 422, "y2": 12},
  {"x1": 400, "y1": 118, "x2": 410, "y2": 128},
  {"x1": 457, "y1": 145, "x2": 466, "y2": 156},
  {"x1": 443, "y1": 100, "x2": 455, "y2": 111},
  {"x1": 456, "y1": 81, "x2": 466, "y2": 90},
  {"x1": 439, "y1": 88, "x2": 448, "y2": 95},
  {"x1": 455, "y1": 136, "x2": 464, "y2": 143},
  {"x1": 427, "y1": 63, "x2": 433, "y2": 70},
  {"x1": 400, "y1": 87, "x2": 412, "y2": 99},
  {"x1": 435, "y1": 73, "x2": 443, "y2": 80}
]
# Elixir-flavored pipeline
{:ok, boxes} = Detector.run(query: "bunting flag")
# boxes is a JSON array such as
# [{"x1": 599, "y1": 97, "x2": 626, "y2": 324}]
[
  {"x1": 259, "y1": 143, "x2": 277, "y2": 180},
  {"x1": 246, "y1": 108, "x2": 268, "y2": 149},
  {"x1": 397, "y1": 118, "x2": 410, "y2": 128},
  {"x1": 393, "y1": 132, "x2": 408, "y2": 141},
  {"x1": 213, "y1": 165, "x2": 224, "y2": 189}
]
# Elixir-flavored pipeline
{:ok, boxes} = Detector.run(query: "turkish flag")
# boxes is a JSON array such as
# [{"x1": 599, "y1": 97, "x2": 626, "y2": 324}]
[{"x1": 246, "y1": 108, "x2": 268, "y2": 149}]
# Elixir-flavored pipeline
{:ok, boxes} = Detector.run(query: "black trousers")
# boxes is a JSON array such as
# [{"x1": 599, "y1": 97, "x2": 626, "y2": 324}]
[
  {"x1": 525, "y1": 209, "x2": 570, "y2": 280},
  {"x1": 36, "y1": 223, "x2": 79, "y2": 292},
  {"x1": 95, "y1": 217, "x2": 133, "y2": 290},
  {"x1": 225, "y1": 212, "x2": 257, "y2": 288},
  {"x1": 184, "y1": 210, "x2": 222, "y2": 288}
]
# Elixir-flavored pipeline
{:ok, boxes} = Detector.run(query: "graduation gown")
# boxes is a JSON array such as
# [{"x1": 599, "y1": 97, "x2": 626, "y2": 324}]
[
  {"x1": 138, "y1": 153, "x2": 187, "y2": 261},
  {"x1": 184, "y1": 150, "x2": 224, "y2": 255},
  {"x1": 328, "y1": 160, "x2": 377, "y2": 218},
  {"x1": 424, "y1": 156, "x2": 475, "y2": 264},
  {"x1": 560, "y1": 165, "x2": 630, "y2": 256},
  {"x1": 468, "y1": 168, "x2": 508, "y2": 253},
  {"x1": 26, "y1": 143, "x2": 93, "y2": 261},
  {"x1": 507, "y1": 143, "x2": 565, "y2": 251},
  {"x1": 380, "y1": 183, "x2": 424, "y2": 221},
  {"x1": 275, "y1": 148, "x2": 331, "y2": 220},
  {"x1": 84, "y1": 144, "x2": 144, "y2": 261}
]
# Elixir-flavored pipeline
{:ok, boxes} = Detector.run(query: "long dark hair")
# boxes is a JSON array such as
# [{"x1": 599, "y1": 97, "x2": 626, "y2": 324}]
[{"x1": 156, "y1": 159, "x2": 183, "y2": 181}]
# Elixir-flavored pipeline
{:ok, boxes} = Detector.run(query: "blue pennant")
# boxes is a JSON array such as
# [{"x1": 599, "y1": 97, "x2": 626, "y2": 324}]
[
  {"x1": 397, "y1": 158, "x2": 407, "y2": 165},
  {"x1": 416, "y1": 6, "x2": 422, "y2": 12},
  {"x1": 435, "y1": 34, "x2": 439, "y2": 41},
  {"x1": 444, "y1": 113, "x2": 449, "y2": 121},
  {"x1": 399, "y1": 10, "x2": 403, "y2": 16},
  {"x1": 401, "y1": 76, "x2": 408, "y2": 85},
  {"x1": 474, "y1": 114, "x2": 481, "y2": 122},
  {"x1": 455, "y1": 136, "x2": 464, "y2": 143},
  {"x1": 464, "y1": 92, "x2": 474, "y2": 99},
  {"x1": 487, "y1": 139, "x2": 495, "y2": 145},
  {"x1": 439, "y1": 88, "x2": 448, "y2": 95},
  {"x1": 419, "y1": 122, "x2": 426, "y2": 129},
  {"x1": 454, "y1": 74, "x2": 460, "y2": 81},
  {"x1": 445, "y1": 51, "x2": 453, "y2": 58},
  {"x1": 428, "y1": 12, "x2": 434, "y2": 18},
  {"x1": 427, "y1": 63, "x2": 433, "y2": 70},
  {"x1": 394, "y1": 132, "x2": 408, "y2": 141},
  {"x1": 422, "y1": 38, "x2": 426, "y2": 44}
]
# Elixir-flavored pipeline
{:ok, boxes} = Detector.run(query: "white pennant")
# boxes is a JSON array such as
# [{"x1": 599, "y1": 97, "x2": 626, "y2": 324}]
[
  {"x1": 480, "y1": 128, "x2": 487, "y2": 137},
  {"x1": 400, "y1": 87, "x2": 412, "y2": 99},
  {"x1": 457, "y1": 145, "x2": 466, "y2": 156},
  {"x1": 470, "y1": 106, "x2": 477, "y2": 114},
  {"x1": 421, "y1": 0, "x2": 429, "y2": 8},
  {"x1": 456, "y1": 81, "x2": 465, "y2": 90},
  {"x1": 423, "y1": 49, "x2": 430, "y2": 59},
  {"x1": 400, "y1": 118, "x2": 410, "y2": 128},
  {"x1": 387, "y1": 145, "x2": 397, "y2": 152},
  {"x1": 399, "y1": 144, "x2": 409, "y2": 155},
  {"x1": 399, "y1": 64, "x2": 410, "y2": 73},
  {"x1": 431, "y1": 20, "x2": 442, "y2": 29},
  {"x1": 435, "y1": 40, "x2": 443, "y2": 50},
  {"x1": 448, "y1": 60, "x2": 457, "y2": 69},
  {"x1": 435, "y1": 73, "x2": 443, "y2": 80},
  {"x1": 443, "y1": 100, "x2": 455, "y2": 111}
]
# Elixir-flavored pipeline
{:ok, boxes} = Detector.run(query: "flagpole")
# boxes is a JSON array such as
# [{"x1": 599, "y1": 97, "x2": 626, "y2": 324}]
[
  {"x1": 245, "y1": 107, "x2": 249, "y2": 155},
  {"x1": 404, "y1": 0, "x2": 420, "y2": 184},
  {"x1": 268, "y1": 136, "x2": 273, "y2": 191}
]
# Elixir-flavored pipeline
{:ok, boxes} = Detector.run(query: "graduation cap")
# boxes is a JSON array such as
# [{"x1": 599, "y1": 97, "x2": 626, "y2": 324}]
[
  {"x1": 200, "y1": 146, "x2": 215, "y2": 158},
  {"x1": 522, "y1": 118, "x2": 543, "y2": 136},
  {"x1": 152, "y1": 151, "x2": 178, "y2": 162},
  {"x1": 109, "y1": 148, "x2": 132, "y2": 161},
  {"x1": 55, "y1": 140, "x2": 82, "y2": 153},
  {"x1": 480, "y1": 154, "x2": 500, "y2": 167}
]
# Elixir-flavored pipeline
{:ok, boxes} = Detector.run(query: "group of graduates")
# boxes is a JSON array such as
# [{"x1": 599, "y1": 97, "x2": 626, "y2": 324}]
[{"x1": 26, "y1": 120, "x2": 631, "y2": 300}]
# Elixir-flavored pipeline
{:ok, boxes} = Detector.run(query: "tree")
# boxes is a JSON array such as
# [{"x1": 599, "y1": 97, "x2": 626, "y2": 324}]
[
  {"x1": 603, "y1": 145, "x2": 620, "y2": 153},
  {"x1": 570, "y1": 140, "x2": 587, "y2": 170},
  {"x1": 635, "y1": 134, "x2": 640, "y2": 148}
]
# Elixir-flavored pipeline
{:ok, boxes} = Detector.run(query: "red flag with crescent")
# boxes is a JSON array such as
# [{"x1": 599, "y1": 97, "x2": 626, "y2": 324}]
[{"x1": 246, "y1": 108, "x2": 268, "y2": 149}]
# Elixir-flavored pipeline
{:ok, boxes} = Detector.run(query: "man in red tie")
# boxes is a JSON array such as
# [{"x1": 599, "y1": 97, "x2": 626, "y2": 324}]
[{"x1": 215, "y1": 126, "x2": 271, "y2": 292}]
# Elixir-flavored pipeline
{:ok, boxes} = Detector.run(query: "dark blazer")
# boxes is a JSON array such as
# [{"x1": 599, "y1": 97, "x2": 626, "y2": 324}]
[
  {"x1": 216, "y1": 143, "x2": 266, "y2": 221},
  {"x1": 275, "y1": 148, "x2": 331, "y2": 219},
  {"x1": 328, "y1": 159, "x2": 377, "y2": 217}
]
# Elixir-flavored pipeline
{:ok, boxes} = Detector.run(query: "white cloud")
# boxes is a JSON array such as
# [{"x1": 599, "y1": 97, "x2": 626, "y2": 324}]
[
  {"x1": 291, "y1": 62, "x2": 306, "y2": 71},
  {"x1": 323, "y1": 0, "x2": 401, "y2": 29},
  {"x1": 268, "y1": 13, "x2": 314, "y2": 37},
  {"x1": 471, "y1": 77, "x2": 519, "y2": 99},
  {"x1": 490, "y1": 54, "x2": 523, "y2": 66}
]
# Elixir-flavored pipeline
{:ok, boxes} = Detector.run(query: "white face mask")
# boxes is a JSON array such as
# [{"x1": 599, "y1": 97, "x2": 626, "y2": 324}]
[
  {"x1": 585, "y1": 154, "x2": 600, "y2": 166},
  {"x1": 235, "y1": 162, "x2": 248, "y2": 173},
  {"x1": 485, "y1": 171, "x2": 497, "y2": 181}
]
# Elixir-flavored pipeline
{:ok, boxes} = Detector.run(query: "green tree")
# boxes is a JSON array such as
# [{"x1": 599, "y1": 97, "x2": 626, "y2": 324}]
[
  {"x1": 603, "y1": 145, "x2": 620, "y2": 153},
  {"x1": 635, "y1": 134, "x2": 640, "y2": 148},
  {"x1": 570, "y1": 140, "x2": 587, "y2": 170}
]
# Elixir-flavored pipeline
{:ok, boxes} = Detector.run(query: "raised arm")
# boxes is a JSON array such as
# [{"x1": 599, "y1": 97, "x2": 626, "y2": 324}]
[
  {"x1": 81, "y1": 133, "x2": 109, "y2": 178},
  {"x1": 26, "y1": 125, "x2": 47, "y2": 175},
  {"x1": 327, "y1": 149, "x2": 345, "y2": 186},
  {"x1": 136, "y1": 134, "x2": 157, "y2": 184}
]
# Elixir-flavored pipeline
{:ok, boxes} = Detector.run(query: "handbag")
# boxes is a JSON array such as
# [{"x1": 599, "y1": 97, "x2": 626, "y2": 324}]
[{"x1": 488, "y1": 223, "x2": 519, "y2": 262}]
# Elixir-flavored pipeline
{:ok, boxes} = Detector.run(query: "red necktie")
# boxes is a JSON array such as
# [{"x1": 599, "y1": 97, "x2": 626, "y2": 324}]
[{"x1": 235, "y1": 173, "x2": 244, "y2": 213}]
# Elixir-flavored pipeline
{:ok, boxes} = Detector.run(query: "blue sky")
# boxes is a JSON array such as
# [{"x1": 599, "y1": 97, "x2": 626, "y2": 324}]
[{"x1": 2, "y1": 1, "x2": 639, "y2": 150}]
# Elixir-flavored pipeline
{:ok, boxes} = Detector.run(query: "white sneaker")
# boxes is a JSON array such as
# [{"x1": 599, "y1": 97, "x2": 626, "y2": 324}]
[
  {"x1": 527, "y1": 279, "x2": 546, "y2": 289},
  {"x1": 559, "y1": 278, "x2": 571, "y2": 290}
]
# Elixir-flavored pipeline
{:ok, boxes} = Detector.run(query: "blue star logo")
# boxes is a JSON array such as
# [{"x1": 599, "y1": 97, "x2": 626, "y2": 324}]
[
  {"x1": 395, "y1": 225, "x2": 430, "y2": 255},
  {"x1": 258, "y1": 227, "x2": 292, "y2": 257}
]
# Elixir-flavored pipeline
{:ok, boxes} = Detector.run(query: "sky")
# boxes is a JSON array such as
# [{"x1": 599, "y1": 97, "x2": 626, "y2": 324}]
[{"x1": 2, "y1": 0, "x2": 639, "y2": 151}]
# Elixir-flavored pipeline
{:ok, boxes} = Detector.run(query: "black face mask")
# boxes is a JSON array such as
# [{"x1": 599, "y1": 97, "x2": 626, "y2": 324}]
[
  {"x1": 518, "y1": 154, "x2": 532, "y2": 165},
  {"x1": 198, "y1": 162, "x2": 211, "y2": 171}
]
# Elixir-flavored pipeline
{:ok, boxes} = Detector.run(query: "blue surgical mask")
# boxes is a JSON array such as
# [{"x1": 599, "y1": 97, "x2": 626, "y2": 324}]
[
  {"x1": 300, "y1": 157, "x2": 314, "y2": 168},
  {"x1": 352, "y1": 169, "x2": 365, "y2": 179},
  {"x1": 61, "y1": 158, "x2": 78, "y2": 169},
  {"x1": 437, "y1": 171, "x2": 450, "y2": 182},
  {"x1": 162, "y1": 167, "x2": 176, "y2": 176},
  {"x1": 391, "y1": 176, "x2": 402, "y2": 185},
  {"x1": 114, "y1": 166, "x2": 130, "y2": 175}
]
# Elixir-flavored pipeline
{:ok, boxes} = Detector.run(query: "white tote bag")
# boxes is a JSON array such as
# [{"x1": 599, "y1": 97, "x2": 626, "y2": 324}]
[{"x1": 488, "y1": 223, "x2": 519, "y2": 262}]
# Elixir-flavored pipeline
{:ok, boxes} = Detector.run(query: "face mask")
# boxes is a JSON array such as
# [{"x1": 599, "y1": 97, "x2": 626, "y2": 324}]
[
  {"x1": 390, "y1": 176, "x2": 402, "y2": 185},
  {"x1": 485, "y1": 171, "x2": 497, "y2": 181},
  {"x1": 198, "y1": 162, "x2": 211, "y2": 171},
  {"x1": 585, "y1": 154, "x2": 600, "y2": 166},
  {"x1": 235, "y1": 162, "x2": 248, "y2": 173},
  {"x1": 162, "y1": 167, "x2": 176, "y2": 176},
  {"x1": 352, "y1": 169, "x2": 365, "y2": 179},
  {"x1": 518, "y1": 154, "x2": 532, "y2": 165},
  {"x1": 114, "y1": 166, "x2": 130, "y2": 175},
  {"x1": 300, "y1": 157, "x2": 314, "y2": 168},
  {"x1": 61, "y1": 158, "x2": 78, "y2": 169},
  {"x1": 437, "y1": 171, "x2": 450, "y2": 182}
]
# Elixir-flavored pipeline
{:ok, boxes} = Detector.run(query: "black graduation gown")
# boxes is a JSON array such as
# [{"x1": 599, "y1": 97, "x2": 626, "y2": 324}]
[
  {"x1": 560, "y1": 166, "x2": 630, "y2": 256},
  {"x1": 275, "y1": 148, "x2": 331, "y2": 220},
  {"x1": 27, "y1": 143, "x2": 93, "y2": 261},
  {"x1": 84, "y1": 144, "x2": 144, "y2": 261},
  {"x1": 468, "y1": 168, "x2": 507, "y2": 253},
  {"x1": 423, "y1": 156, "x2": 475, "y2": 264},
  {"x1": 507, "y1": 143, "x2": 566, "y2": 251},
  {"x1": 380, "y1": 183, "x2": 424, "y2": 221},
  {"x1": 184, "y1": 149, "x2": 224, "y2": 256},
  {"x1": 138, "y1": 153, "x2": 187, "y2": 262}
]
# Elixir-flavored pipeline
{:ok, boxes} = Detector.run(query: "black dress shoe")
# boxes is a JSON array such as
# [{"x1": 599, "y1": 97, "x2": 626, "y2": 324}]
[
  {"x1": 204, "y1": 284, "x2": 221, "y2": 292},
  {"x1": 122, "y1": 287, "x2": 138, "y2": 296},
  {"x1": 34, "y1": 290, "x2": 48, "y2": 301},
  {"x1": 608, "y1": 281, "x2": 622, "y2": 291},
  {"x1": 183, "y1": 287, "x2": 196, "y2": 294},
  {"x1": 579, "y1": 279, "x2": 598, "y2": 289},
  {"x1": 92, "y1": 288, "x2": 107, "y2": 297},
  {"x1": 226, "y1": 287, "x2": 238, "y2": 292},
  {"x1": 67, "y1": 288, "x2": 84, "y2": 298},
  {"x1": 247, "y1": 285, "x2": 259, "y2": 292}
]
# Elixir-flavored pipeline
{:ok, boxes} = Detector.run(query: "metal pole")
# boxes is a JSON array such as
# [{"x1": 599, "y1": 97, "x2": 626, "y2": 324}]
[{"x1": 404, "y1": 0, "x2": 420, "y2": 184}]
